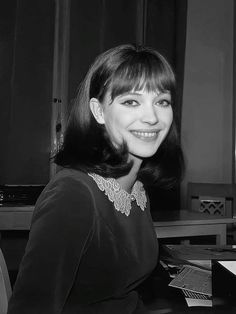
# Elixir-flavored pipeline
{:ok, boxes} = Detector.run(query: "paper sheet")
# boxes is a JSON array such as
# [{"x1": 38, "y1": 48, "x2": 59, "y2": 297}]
[
  {"x1": 218, "y1": 261, "x2": 236, "y2": 275},
  {"x1": 185, "y1": 298, "x2": 212, "y2": 307}
]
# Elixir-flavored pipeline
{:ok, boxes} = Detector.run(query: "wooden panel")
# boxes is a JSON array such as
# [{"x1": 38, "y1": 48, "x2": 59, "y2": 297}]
[
  {"x1": 154, "y1": 224, "x2": 226, "y2": 245},
  {"x1": 0, "y1": 207, "x2": 33, "y2": 230},
  {"x1": 181, "y1": 0, "x2": 234, "y2": 208}
]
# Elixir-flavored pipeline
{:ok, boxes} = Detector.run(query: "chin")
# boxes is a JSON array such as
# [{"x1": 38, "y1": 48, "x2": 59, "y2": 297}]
[
  {"x1": 129, "y1": 149, "x2": 158, "y2": 160},
  {"x1": 129, "y1": 142, "x2": 161, "y2": 158}
]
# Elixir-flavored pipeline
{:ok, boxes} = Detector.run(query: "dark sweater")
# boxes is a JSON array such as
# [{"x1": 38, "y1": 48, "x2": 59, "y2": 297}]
[{"x1": 8, "y1": 168, "x2": 159, "y2": 313}]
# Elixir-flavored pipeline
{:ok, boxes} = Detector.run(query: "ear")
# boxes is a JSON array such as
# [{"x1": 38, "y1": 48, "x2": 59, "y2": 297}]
[{"x1": 89, "y1": 98, "x2": 105, "y2": 124}]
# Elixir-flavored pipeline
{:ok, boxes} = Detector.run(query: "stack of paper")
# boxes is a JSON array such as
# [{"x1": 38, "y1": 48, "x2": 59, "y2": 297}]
[{"x1": 168, "y1": 264, "x2": 212, "y2": 307}]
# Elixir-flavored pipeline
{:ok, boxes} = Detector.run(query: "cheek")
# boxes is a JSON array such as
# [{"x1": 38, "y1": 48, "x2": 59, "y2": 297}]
[
  {"x1": 163, "y1": 109, "x2": 173, "y2": 129},
  {"x1": 105, "y1": 111, "x2": 126, "y2": 132},
  {"x1": 104, "y1": 116, "x2": 124, "y2": 144}
]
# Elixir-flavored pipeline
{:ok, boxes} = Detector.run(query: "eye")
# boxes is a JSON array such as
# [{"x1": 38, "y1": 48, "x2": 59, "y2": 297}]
[
  {"x1": 156, "y1": 99, "x2": 171, "y2": 107},
  {"x1": 121, "y1": 99, "x2": 139, "y2": 107}
]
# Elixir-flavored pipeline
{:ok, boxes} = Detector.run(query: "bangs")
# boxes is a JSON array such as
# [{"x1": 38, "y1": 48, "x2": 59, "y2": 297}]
[{"x1": 109, "y1": 54, "x2": 175, "y2": 100}]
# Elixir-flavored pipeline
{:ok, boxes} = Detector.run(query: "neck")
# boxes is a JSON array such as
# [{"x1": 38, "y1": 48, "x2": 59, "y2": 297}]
[{"x1": 117, "y1": 156, "x2": 142, "y2": 194}]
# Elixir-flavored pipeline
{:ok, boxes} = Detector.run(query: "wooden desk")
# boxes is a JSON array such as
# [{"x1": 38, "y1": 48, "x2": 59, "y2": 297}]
[
  {"x1": 152, "y1": 210, "x2": 236, "y2": 245},
  {"x1": 0, "y1": 207, "x2": 235, "y2": 245},
  {"x1": 0, "y1": 206, "x2": 33, "y2": 230}
]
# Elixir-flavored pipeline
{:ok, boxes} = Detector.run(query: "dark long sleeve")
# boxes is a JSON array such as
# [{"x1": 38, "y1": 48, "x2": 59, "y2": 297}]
[
  {"x1": 8, "y1": 176, "x2": 96, "y2": 314},
  {"x1": 8, "y1": 169, "x2": 158, "y2": 314}
]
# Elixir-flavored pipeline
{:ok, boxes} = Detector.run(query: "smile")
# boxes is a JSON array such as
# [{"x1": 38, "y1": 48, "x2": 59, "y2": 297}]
[{"x1": 131, "y1": 130, "x2": 159, "y2": 139}]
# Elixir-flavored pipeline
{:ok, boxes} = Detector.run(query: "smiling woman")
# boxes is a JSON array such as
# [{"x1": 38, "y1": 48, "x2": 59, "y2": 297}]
[
  {"x1": 8, "y1": 44, "x2": 184, "y2": 314},
  {"x1": 56, "y1": 44, "x2": 183, "y2": 187},
  {"x1": 90, "y1": 90, "x2": 173, "y2": 161}
]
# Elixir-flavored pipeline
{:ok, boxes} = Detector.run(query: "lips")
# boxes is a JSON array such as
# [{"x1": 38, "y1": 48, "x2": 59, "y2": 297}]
[{"x1": 131, "y1": 130, "x2": 159, "y2": 140}]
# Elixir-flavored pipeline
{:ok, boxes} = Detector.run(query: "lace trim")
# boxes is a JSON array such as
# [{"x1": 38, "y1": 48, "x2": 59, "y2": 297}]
[{"x1": 88, "y1": 173, "x2": 147, "y2": 216}]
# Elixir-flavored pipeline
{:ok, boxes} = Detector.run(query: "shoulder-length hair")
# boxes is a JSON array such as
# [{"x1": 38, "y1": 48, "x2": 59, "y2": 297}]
[{"x1": 54, "y1": 44, "x2": 184, "y2": 188}]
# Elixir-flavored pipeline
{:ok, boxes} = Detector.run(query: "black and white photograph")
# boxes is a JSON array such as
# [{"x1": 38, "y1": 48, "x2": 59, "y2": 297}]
[{"x1": 0, "y1": 1, "x2": 236, "y2": 313}]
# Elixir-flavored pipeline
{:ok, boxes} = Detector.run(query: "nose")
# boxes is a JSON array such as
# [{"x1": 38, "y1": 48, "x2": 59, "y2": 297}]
[{"x1": 141, "y1": 104, "x2": 159, "y2": 125}]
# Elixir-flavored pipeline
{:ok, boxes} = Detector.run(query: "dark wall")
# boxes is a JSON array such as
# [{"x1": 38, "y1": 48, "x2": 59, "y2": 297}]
[
  {"x1": 0, "y1": 0, "x2": 55, "y2": 184},
  {"x1": 68, "y1": 0, "x2": 143, "y2": 110},
  {"x1": 0, "y1": 1, "x2": 17, "y2": 182},
  {"x1": 68, "y1": 0, "x2": 187, "y2": 117}
]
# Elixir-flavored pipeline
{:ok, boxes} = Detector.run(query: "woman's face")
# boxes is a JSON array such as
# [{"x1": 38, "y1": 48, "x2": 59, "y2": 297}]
[{"x1": 90, "y1": 88, "x2": 173, "y2": 161}]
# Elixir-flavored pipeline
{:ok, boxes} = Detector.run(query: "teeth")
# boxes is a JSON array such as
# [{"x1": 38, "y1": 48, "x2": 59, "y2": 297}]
[{"x1": 132, "y1": 131, "x2": 157, "y2": 138}]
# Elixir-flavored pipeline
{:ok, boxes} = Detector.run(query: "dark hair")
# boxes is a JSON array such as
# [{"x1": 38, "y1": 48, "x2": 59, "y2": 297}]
[{"x1": 54, "y1": 44, "x2": 184, "y2": 188}]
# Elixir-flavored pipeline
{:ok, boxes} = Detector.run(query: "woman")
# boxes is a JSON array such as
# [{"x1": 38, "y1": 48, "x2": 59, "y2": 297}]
[{"x1": 8, "y1": 44, "x2": 184, "y2": 313}]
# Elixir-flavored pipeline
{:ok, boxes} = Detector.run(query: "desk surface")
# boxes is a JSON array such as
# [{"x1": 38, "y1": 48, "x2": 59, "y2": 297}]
[
  {"x1": 144, "y1": 244, "x2": 236, "y2": 313},
  {"x1": 152, "y1": 210, "x2": 236, "y2": 226},
  {"x1": 160, "y1": 244, "x2": 236, "y2": 261},
  {"x1": 0, "y1": 206, "x2": 34, "y2": 212}
]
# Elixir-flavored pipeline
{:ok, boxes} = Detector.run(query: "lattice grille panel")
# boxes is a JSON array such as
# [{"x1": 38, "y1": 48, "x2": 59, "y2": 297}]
[{"x1": 199, "y1": 196, "x2": 226, "y2": 216}]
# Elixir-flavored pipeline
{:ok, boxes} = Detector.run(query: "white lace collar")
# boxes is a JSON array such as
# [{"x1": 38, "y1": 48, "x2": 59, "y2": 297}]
[{"x1": 88, "y1": 173, "x2": 147, "y2": 216}]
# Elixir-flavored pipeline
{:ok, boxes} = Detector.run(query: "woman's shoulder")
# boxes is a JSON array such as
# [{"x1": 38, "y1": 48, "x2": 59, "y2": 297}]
[
  {"x1": 33, "y1": 168, "x2": 97, "y2": 220},
  {"x1": 52, "y1": 167, "x2": 93, "y2": 184},
  {"x1": 43, "y1": 168, "x2": 95, "y2": 196}
]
